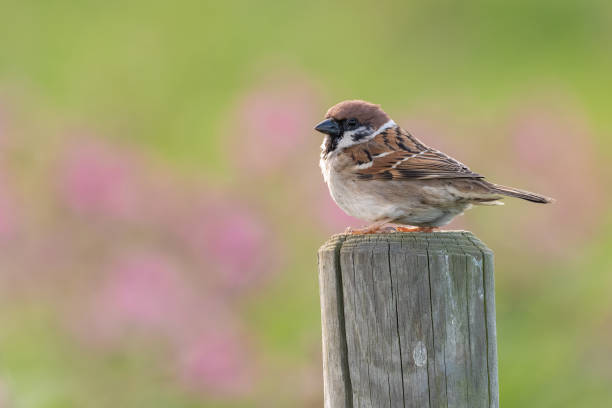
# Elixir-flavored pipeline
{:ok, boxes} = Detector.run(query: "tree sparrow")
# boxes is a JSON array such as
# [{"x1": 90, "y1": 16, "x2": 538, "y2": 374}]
[{"x1": 315, "y1": 100, "x2": 553, "y2": 233}]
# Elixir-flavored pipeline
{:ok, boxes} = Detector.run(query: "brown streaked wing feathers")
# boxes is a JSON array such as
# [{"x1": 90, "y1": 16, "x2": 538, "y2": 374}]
[{"x1": 350, "y1": 127, "x2": 483, "y2": 180}]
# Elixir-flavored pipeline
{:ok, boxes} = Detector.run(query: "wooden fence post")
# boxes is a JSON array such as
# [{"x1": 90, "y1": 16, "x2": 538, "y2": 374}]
[{"x1": 318, "y1": 232, "x2": 499, "y2": 408}]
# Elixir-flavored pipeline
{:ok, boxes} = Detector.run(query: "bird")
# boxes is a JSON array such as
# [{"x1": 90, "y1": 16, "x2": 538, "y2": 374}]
[{"x1": 315, "y1": 99, "x2": 553, "y2": 234}]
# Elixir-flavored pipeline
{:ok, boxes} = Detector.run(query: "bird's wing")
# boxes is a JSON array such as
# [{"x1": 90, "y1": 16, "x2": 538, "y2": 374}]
[{"x1": 348, "y1": 127, "x2": 483, "y2": 180}]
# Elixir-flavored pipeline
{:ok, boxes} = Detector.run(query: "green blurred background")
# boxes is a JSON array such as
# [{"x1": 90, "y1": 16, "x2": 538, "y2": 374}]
[{"x1": 1, "y1": 0, "x2": 611, "y2": 406}]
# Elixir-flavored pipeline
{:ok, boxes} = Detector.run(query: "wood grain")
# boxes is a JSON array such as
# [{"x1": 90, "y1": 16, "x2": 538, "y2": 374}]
[{"x1": 318, "y1": 232, "x2": 498, "y2": 408}]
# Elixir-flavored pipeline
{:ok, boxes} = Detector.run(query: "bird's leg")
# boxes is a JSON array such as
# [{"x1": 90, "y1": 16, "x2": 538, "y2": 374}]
[
  {"x1": 345, "y1": 218, "x2": 394, "y2": 235},
  {"x1": 394, "y1": 226, "x2": 439, "y2": 233}
]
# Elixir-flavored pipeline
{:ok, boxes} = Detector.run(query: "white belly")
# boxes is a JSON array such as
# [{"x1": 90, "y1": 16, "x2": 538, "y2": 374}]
[
  {"x1": 329, "y1": 178, "x2": 393, "y2": 222},
  {"x1": 320, "y1": 154, "x2": 469, "y2": 226},
  {"x1": 321, "y1": 155, "x2": 400, "y2": 222}
]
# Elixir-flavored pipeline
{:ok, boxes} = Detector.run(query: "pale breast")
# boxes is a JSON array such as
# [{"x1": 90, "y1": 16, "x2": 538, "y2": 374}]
[
  {"x1": 320, "y1": 153, "x2": 476, "y2": 226},
  {"x1": 321, "y1": 154, "x2": 402, "y2": 222}
]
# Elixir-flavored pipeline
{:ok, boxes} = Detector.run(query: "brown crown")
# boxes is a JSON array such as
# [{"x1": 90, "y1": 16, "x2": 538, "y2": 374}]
[{"x1": 325, "y1": 100, "x2": 391, "y2": 130}]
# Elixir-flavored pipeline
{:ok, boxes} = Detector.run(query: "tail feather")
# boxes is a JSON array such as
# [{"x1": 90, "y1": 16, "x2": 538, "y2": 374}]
[{"x1": 489, "y1": 183, "x2": 554, "y2": 204}]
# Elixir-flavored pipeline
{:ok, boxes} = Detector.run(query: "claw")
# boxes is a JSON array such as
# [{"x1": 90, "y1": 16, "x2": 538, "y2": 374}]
[
  {"x1": 395, "y1": 226, "x2": 439, "y2": 233},
  {"x1": 347, "y1": 226, "x2": 380, "y2": 235},
  {"x1": 346, "y1": 225, "x2": 387, "y2": 235},
  {"x1": 345, "y1": 218, "x2": 394, "y2": 235},
  {"x1": 344, "y1": 222, "x2": 440, "y2": 234}
]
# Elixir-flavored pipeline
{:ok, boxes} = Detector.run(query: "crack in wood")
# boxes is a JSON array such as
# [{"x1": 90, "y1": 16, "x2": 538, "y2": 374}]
[{"x1": 318, "y1": 232, "x2": 498, "y2": 408}]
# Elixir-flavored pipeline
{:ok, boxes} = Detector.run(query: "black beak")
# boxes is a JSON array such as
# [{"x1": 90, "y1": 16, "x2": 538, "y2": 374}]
[{"x1": 314, "y1": 119, "x2": 340, "y2": 137}]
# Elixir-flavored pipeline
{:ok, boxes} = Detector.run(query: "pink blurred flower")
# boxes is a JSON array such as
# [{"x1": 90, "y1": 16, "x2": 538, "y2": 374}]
[
  {"x1": 90, "y1": 253, "x2": 190, "y2": 339},
  {"x1": 181, "y1": 197, "x2": 279, "y2": 289},
  {"x1": 0, "y1": 175, "x2": 17, "y2": 240},
  {"x1": 81, "y1": 250, "x2": 246, "y2": 348},
  {"x1": 59, "y1": 140, "x2": 142, "y2": 219},
  {"x1": 0, "y1": 106, "x2": 16, "y2": 239},
  {"x1": 82, "y1": 252, "x2": 255, "y2": 396},
  {"x1": 509, "y1": 104, "x2": 602, "y2": 254},
  {"x1": 0, "y1": 104, "x2": 6, "y2": 148},
  {"x1": 177, "y1": 330, "x2": 252, "y2": 395},
  {"x1": 228, "y1": 75, "x2": 321, "y2": 174}
]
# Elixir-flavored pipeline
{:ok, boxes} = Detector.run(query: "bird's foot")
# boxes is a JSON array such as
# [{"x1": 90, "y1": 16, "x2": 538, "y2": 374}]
[
  {"x1": 394, "y1": 226, "x2": 439, "y2": 233},
  {"x1": 344, "y1": 218, "x2": 396, "y2": 235},
  {"x1": 345, "y1": 224, "x2": 391, "y2": 235}
]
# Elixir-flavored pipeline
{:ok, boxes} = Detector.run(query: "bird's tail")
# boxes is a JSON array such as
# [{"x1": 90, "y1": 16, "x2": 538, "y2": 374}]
[{"x1": 489, "y1": 183, "x2": 554, "y2": 204}]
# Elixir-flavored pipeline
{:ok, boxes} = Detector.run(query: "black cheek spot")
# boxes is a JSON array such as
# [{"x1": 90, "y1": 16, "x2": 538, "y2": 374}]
[{"x1": 351, "y1": 131, "x2": 368, "y2": 142}]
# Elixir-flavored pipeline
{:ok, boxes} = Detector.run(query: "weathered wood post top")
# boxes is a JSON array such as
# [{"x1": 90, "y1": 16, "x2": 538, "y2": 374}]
[{"x1": 318, "y1": 231, "x2": 498, "y2": 408}]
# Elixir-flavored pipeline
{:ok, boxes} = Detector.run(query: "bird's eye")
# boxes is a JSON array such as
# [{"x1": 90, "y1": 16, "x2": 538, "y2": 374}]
[{"x1": 345, "y1": 118, "x2": 359, "y2": 131}]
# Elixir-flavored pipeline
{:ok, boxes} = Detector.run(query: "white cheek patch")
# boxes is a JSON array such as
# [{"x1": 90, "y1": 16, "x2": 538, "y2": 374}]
[
  {"x1": 335, "y1": 126, "x2": 369, "y2": 150},
  {"x1": 370, "y1": 120, "x2": 396, "y2": 137}
]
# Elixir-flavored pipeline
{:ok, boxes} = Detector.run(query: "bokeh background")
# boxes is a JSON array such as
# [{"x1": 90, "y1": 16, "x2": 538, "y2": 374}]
[{"x1": 1, "y1": 1, "x2": 611, "y2": 407}]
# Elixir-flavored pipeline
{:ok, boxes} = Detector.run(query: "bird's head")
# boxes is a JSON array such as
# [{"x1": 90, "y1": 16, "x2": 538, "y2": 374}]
[{"x1": 315, "y1": 100, "x2": 394, "y2": 155}]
